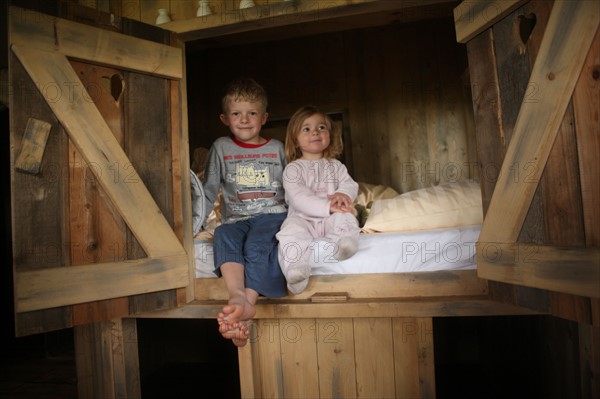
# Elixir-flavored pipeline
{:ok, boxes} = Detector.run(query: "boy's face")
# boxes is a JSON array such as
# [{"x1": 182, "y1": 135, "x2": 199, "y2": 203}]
[{"x1": 220, "y1": 99, "x2": 268, "y2": 145}]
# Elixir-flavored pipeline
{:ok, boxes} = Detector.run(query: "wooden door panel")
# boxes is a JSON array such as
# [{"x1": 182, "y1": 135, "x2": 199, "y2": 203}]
[
  {"x1": 9, "y1": 6, "x2": 191, "y2": 331},
  {"x1": 12, "y1": 46, "x2": 184, "y2": 259},
  {"x1": 458, "y1": 1, "x2": 600, "y2": 298}
]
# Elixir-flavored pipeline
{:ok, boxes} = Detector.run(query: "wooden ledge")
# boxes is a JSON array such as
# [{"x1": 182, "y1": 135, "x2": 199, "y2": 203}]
[
  {"x1": 194, "y1": 270, "x2": 488, "y2": 301},
  {"x1": 136, "y1": 295, "x2": 543, "y2": 319}
]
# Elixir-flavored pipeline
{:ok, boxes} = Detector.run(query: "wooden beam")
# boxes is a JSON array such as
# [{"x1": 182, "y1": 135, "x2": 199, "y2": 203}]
[
  {"x1": 478, "y1": 244, "x2": 600, "y2": 298},
  {"x1": 194, "y1": 270, "x2": 488, "y2": 301},
  {"x1": 163, "y1": 0, "x2": 456, "y2": 42},
  {"x1": 454, "y1": 0, "x2": 528, "y2": 43},
  {"x1": 11, "y1": 45, "x2": 185, "y2": 259},
  {"x1": 479, "y1": 0, "x2": 600, "y2": 244},
  {"x1": 137, "y1": 296, "x2": 543, "y2": 319},
  {"x1": 9, "y1": 6, "x2": 182, "y2": 79},
  {"x1": 14, "y1": 253, "x2": 189, "y2": 312}
]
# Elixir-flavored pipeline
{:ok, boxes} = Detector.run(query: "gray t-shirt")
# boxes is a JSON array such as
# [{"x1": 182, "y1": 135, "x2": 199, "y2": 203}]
[{"x1": 202, "y1": 136, "x2": 287, "y2": 225}]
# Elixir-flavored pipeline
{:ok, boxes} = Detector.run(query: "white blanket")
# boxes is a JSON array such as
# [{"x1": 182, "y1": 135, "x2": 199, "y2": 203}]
[{"x1": 194, "y1": 224, "x2": 480, "y2": 278}]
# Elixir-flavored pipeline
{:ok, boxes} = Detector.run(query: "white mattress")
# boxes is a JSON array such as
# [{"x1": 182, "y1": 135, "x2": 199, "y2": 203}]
[{"x1": 194, "y1": 224, "x2": 480, "y2": 278}]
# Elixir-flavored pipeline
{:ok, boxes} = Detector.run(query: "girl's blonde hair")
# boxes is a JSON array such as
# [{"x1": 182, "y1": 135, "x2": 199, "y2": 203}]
[{"x1": 284, "y1": 105, "x2": 343, "y2": 162}]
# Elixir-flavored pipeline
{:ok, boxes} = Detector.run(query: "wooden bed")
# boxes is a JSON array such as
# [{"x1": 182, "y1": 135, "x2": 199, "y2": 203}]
[{"x1": 5, "y1": 0, "x2": 599, "y2": 398}]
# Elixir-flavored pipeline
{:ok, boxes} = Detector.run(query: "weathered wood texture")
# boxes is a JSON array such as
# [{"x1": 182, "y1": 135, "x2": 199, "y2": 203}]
[
  {"x1": 9, "y1": 6, "x2": 190, "y2": 335},
  {"x1": 467, "y1": 0, "x2": 600, "y2": 311},
  {"x1": 74, "y1": 318, "x2": 141, "y2": 398},
  {"x1": 454, "y1": 0, "x2": 528, "y2": 43},
  {"x1": 237, "y1": 317, "x2": 435, "y2": 399},
  {"x1": 186, "y1": 17, "x2": 477, "y2": 194}
]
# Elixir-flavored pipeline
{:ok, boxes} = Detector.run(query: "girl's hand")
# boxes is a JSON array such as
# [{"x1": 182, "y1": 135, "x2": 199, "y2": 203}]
[{"x1": 329, "y1": 193, "x2": 355, "y2": 214}]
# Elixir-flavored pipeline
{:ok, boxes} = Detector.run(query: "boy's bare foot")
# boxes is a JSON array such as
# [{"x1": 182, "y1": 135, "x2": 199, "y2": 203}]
[
  {"x1": 219, "y1": 320, "x2": 253, "y2": 347},
  {"x1": 217, "y1": 297, "x2": 256, "y2": 345},
  {"x1": 218, "y1": 297, "x2": 256, "y2": 326}
]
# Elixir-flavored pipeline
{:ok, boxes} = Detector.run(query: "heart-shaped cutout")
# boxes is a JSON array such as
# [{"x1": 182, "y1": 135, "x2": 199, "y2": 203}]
[
  {"x1": 100, "y1": 73, "x2": 125, "y2": 105},
  {"x1": 517, "y1": 13, "x2": 536, "y2": 46}
]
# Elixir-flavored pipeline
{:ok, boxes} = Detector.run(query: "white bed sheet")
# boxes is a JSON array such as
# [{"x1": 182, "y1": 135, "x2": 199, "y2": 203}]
[{"x1": 194, "y1": 225, "x2": 480, "y2": 278}]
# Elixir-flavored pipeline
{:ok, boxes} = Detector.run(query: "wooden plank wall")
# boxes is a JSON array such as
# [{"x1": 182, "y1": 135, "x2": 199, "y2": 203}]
[
  {"x1": 82, "y1": 0, "x2": 476, "y2": 193},
  {"x1": 185, "y1": 18, "x2": 476, "y2": 194},
  {"x1": 239, "y1": 317, "x2": 435, "y2": 398},
  {"x1": 78, "y1": 0, "x2": 479, "y2": 192}
]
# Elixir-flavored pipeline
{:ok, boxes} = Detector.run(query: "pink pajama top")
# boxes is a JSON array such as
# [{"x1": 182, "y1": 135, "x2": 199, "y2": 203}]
[{"x1": 282, "y1": 158, "x2": 358, "y2": 221}]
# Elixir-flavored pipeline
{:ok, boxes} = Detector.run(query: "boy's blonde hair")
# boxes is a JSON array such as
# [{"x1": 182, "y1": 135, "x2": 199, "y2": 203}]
[
  {"x1": 221, "y1": 78, "x2": 268, "y2": 113},
  {"x1": 285, "y1": 105, "x2": 343, "y2": 162}
]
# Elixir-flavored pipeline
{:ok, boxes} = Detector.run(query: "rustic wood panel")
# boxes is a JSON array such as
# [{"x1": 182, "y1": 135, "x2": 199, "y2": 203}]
[
  {"x1": 316, "y1": 318, "x2": 357, "y2": 399},
  {"x1": 69, "y1": 60, "x2": 129, "y2": 326},
  {"x1": 484, "y1": 0, "x2": 549, "y2": 313},
  {"x1": 578, "y1": 322, "x2": 600, "y2": 398},
  {"x1": 343, "y1": 29, "x2": 381, "y2": 187},
  {"x1": 254, "y1": 319, "x2": 284, "y2": 398},
  {"x1": 353, "y1": 318, "x2": 395, "y2": 398},
  {"x1": 238, "y1": 342, "x2": 257, "y2": 399},
  {"x1": 454, "y1": 0, "x2": 528, "y2": 43},
  {"x1": 392, "y1": 317, "x2": 435, "y2": 398},
  {"x1": 12, "y1": 46, "x2": 185, "y2": 258},
  {"x1": 14, "y1": 118, "x2": 52, "y2": 174},
  {"x1": 478, "y1": 242, "x2": 599, "y2": 299},
  {"x1": 493, "y1": 2, "x2": 545, "y2": 244},
  {"x1": 170, "y1": 36, "x2": 196, "y2": 304},
  {"x1": 74, "y1": 318, "x2": 141, "y2": 398},
  {"x1": 143, "y1": 296, "x2": 542, "y2": 320},
  {"x1": 478, "y1": 0, "x2": 599, "y2": 244},
  {"x1": 524, "y1": 0, "x2": 585, "y2": 248},
  {"x1": 10, "y1": 41, "x2": 73, "y2": 336},
  {"x1": 466, "y1": 29, "x2": 504, "y2": 216},
  {"x1": 280, "y1": 318, "x2": 320, "y2": 398},
  {"x1": 524, "y1": 0, "x2": 591, "y2": 321},
  {"x1": 237, "y1": 315, "x2": 442, "y2": 398},
  {"x1": 572, "y1": 25, "x2": 600, "y2": 247},
  {"x1": 124, "y1": 68, "x2": 181, "y2": 313},
  {"x1": 190, "y1": 18, "x2": 477, "y2": 194},
  {"x1": 9, "y1": 7, "x2": 191, "y2": 331},
  {"x1": 194, "y1": 270, "x2": 488, "y2": 301},
  {"x1": 10, "y1": 7, "x2": 182, "y2": 79}
]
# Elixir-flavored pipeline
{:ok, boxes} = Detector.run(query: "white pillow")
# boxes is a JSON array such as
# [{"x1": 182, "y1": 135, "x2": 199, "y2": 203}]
[{"x1": 362, "y1": 180, "x2": 483, "y2": 233}]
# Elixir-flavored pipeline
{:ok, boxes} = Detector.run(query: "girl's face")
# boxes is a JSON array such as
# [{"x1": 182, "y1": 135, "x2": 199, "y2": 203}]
[
  {"x1": 296, "y1": 113, "x2": 330, "y2": 160},
  {"x1": 220, "y1": 100, "x2": 268, "y2": 144}
]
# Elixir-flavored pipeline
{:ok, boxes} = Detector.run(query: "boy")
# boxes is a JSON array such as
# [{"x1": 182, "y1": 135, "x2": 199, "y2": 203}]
[{"x1": 201, "y1": 78, "x2": 287, "y2": 346}]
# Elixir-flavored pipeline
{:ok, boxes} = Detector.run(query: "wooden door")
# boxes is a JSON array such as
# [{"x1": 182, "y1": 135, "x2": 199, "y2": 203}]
[
  {"x1": 8, "y1": 5, "x2": 193, "y2": 336},
  {"x1": 454, "y1": 0, "x2": 600, "y2": 300}
]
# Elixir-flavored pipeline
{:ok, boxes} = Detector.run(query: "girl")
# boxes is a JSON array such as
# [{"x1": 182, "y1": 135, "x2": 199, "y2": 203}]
[{"x1": 277, "y1": 105, "x2": 361, "y2": 294}]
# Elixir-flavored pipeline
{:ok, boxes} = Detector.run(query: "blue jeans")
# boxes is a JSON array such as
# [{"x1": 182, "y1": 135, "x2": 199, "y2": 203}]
[{"x1": 213, "y1": 212, "x2": 287, "y2": 297}]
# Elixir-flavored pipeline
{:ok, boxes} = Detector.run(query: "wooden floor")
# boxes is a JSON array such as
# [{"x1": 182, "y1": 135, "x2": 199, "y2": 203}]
[{"x1": 0, "y1": 332, "x2": 77, "y2": 399}]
